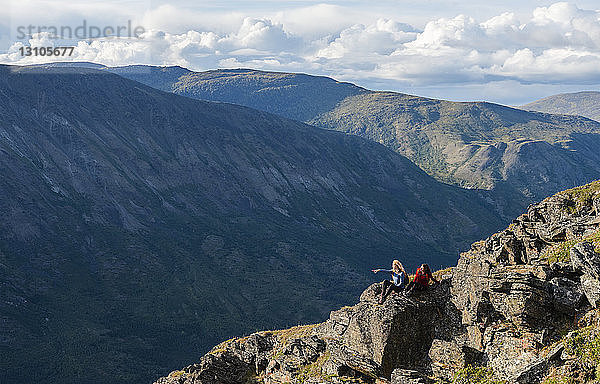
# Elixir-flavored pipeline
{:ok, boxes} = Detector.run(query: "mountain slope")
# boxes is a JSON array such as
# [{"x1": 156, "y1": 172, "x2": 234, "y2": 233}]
[
  {"x1": 107, "y1": 66, "x2": 367, "y2": 123},
  {"x1": 153, "y1": 179, "x2": 600, "y2": 384},
  {"x1": 521, "y1": 91, "x2": 600, "y2": 122},
  {"x1": 0, "y1": 65, "x2": 505, "y2": 384},
  {"x1": 94, "y1": 65, "x2": 600, "y2": 203}
]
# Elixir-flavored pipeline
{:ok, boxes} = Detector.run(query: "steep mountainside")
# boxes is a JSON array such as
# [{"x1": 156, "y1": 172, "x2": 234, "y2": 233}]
[
  {"x1": 39, "y1": 64, "x2": 600, "y2": 205},
  {"x1": 91, "y1": 66, "x2": 600, "y2": 204},
  {"x1": 311, "y1": 93, "x2": 600, "y2": 196},
  {"x1": 521, "y1": 91, "x2": 600, "y2": 122},
  {"x1": 0, "y1": 65, "x2": 505, "y2": 384},
  {"x1": 155, "y1": 180, "x2": 600, "y2": 384},
  {"x1": 90, "y1": 65, "x2": 600, "y2": 204}
]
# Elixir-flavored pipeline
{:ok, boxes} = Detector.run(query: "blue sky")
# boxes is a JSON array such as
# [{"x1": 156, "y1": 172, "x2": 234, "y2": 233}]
[{"x1": 1, "y1": 1, "x2": 600, "y2": 105}]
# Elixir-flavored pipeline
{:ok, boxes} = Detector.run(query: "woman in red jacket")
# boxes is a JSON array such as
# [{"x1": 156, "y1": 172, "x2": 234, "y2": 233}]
[{"x1": 406, "y1": 263, "x2": 438, "y2": 294}]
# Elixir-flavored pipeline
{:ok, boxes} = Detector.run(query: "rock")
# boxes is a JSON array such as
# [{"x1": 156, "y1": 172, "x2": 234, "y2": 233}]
[
  {"x1": 428, "y1": 339, "x2": 483, "y2": 380},
  {"x1": 487, "y1": 266, "x2": 554, "y2": 327},
  {"x1": 550, "y1": 261, "x2": 577, "y2": 276},
  {"x1": 391, "y1": 368, "x2": 433, "y2": 384},
  {"x1": 153, "y1": 353, "x2": 252, "y2": 384},
  {"x1": 549, "y1": 277, "x2": 585, "y2": 313},
  {"x1": 570, "y1": 242, "x2": 600, "y2": 307},
  {"x1": 448, "y1": 188, "x2": 600, "y2": 382},
  {"x1": 483, "y1": 326, "x2": 544, "y2": 381},
  {"x1": 512, "y1": 343, "x2": 564, "y2": 384},
  {"x1": 153, "y1": 333, "x2": 278, "y2": 384},
  {"x1": 317, "y1": 282, "x2": 450, "y2": 379},
  {"x1": 154, "y1": 182, "x2": 600, "y2": 384}
]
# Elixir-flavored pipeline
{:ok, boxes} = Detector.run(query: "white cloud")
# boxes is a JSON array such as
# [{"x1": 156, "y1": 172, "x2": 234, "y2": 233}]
[
  {"x1": 1, "y1": 1, "x2": 600, "y2": 104},
  {"x1": 315, "y1": 19, "x2": 417, "y2": 60}
]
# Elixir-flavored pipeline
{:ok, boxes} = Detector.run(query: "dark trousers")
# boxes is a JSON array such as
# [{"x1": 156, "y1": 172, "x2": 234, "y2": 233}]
[
  {"x1": 406, "y1": 281, "x2": 427, "y2": 293},
  {"x1": 380, "y1": 280, "x2": 403, "y2": 303}
]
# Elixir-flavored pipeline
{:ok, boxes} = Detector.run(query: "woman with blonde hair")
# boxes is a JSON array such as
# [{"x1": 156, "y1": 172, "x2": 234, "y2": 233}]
[{"x1": 372, "y1": 259, "x2": 408, "y2": 304}]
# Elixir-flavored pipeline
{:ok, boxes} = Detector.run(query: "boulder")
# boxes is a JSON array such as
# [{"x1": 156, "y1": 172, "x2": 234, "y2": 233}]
[
  {"x1": 570, "y1": 242, "x2": 600, "y2": 307},
  {"x1": 549, "y1": 277, "x2": 585, "y2": 313},
  {"x1": 391, "y1": 368, "x2": 433, "y2": 384},
  {"x1": 317, "y1": 282, "x2": 449, "y2": 379},
  {"x1": 512, "y1": 343, "x2": 564, "y2": 384}
]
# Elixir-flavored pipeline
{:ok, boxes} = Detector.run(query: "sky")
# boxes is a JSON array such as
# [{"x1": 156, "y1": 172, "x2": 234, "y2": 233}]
[{"x1": 1, "y1": 1, "x2": 600, "y2": 105}]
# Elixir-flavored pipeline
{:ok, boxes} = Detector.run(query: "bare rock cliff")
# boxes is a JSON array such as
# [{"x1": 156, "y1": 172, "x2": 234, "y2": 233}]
[{"x1": 154, "y1": 181, "x2": 600, "y2": 384}]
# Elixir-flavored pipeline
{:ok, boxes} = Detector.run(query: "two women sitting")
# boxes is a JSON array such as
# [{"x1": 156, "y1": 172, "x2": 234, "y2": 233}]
[{"x1": 372, "y1": 261, "x2": 438, "y2": 304}]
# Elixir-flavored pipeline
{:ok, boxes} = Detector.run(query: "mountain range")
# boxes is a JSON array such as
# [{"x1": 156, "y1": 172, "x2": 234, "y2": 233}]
[
  {"x1": 90, "y1": 65, "x2": 600, "y2": 204},
  {"x1": 7, "y1": 62, "x2": 600, "y2": 384},
  {"x1": 0, "y1": 65, "x2": 507, "y2": 384},
  {"x1": 521, "y1": 91, "x2": 600, "y2": 122}
]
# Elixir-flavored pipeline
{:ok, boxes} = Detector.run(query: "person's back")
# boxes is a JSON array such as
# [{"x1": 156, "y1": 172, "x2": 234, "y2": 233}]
[
  {"x1": 407, "y1": 263, "x2": 438, "y2": 294},
  {"x1": 413, "y1": 267, "x2": 429, "y2": 286}
]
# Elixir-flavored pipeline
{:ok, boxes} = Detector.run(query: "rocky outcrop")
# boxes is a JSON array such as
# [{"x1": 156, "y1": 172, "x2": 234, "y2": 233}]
[
  {"x1": 446, "y1": 181, "x2": 600, "y2": 383},
  {"x1": 154, "y1": 282, "x2": 453, "y2": 384},
  {"x1": 571, "y1": 242, "x2": 600, "y2": 308},
  {"x1": 154, "y1": 181, "x2": 600, "y2": 384}
]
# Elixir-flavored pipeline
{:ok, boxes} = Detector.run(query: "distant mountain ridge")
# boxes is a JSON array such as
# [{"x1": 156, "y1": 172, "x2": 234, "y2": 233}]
[
  {"x1": 47, "y1": 63, "x2": 600, "y2": 205},
  {"x1": 0, "y1": 65, "x2": 506, "y2": 384},
  {"x1": 520, "y1": 91, "x2": 600, "y2": 122}
]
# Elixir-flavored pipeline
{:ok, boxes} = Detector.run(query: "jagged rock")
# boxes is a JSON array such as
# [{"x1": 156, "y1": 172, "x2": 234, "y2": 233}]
[
  {"x1": 316, "y1": 282, "x2": 450, "y2": 379},
  {"x1": 549, "y1": 277, "x2": 585, "y2": 313},
  {"x1": 449, "y1": 185, "x2": 600, "y2": 382},
  {"x1": 428, "y1": 339, "x2": 483, "y2": 380},
  {"x1": 570, "y1": 242, "x2": 600, "y2": 307},
  {"x1": 512, "y1": 343, "x2": 564, "y2": 384},
  {"x1": 153, "y1": 353, "x2": 251, "y2": 384},
  {"x1": 390, "y1": 368, "x2": 433, "y2": 384},
  {"x1": 154, "y1": 182, "x2": 600, "y2": 384},
  {"x1": 483, "y1": 326, "x2": 542, "y2": 380},
  {"x1": 153, "y1": 333, "x2": 278, "y2": 384},
  {"x1": 487, "y1": 266, "x2": 554, "y2": 327}
]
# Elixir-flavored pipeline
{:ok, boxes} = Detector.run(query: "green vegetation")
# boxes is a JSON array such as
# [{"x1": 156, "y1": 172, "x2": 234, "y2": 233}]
[
  {"x1": 521, "y1": 91, "x2": 600, "y2": 122},
  {"x1": 557, "y1": 180, "x2": 600, "y2": 214},
  {"x1": 542, "y1": 228, "x2": 600, "y2": 264},
  {"x1": 168, "y1": 370, "x2": 186, "y2": 378},
  {"x1": 295, "y1": 351, "x2": 335, "y2": 383},
  {"x1": 451, "y1": 365, "x2": 506, "y2": 384},
  {"x1": 540, "y1": 309, "x2": 600, "y2": 383},
  {"x1": 542, "y1": 179, "x2": 600, "y2": 262},
  {"x1": 563, "y1": 326, "x2": 600, "y2": 381},
  {"x1": 541, "y1": 375, "x2": 577, "y2": 384},
  {"x1": 209, "y1": 337, "x2": 240, "y2": 355},
  {"x1": 268, "y1": 324, "x2": 318, "y2": 344},
  {"x1": 433, "y1": 267, "x2": 454, "y2": 280},
  {"x1": 543, "y1": 239, "x2": 580, "y2": 263}
]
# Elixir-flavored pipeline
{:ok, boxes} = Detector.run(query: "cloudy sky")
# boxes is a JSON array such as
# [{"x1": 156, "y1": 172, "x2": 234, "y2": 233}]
[{"x1": 1, "y1": 1, "x2": 600, "y2": 105}]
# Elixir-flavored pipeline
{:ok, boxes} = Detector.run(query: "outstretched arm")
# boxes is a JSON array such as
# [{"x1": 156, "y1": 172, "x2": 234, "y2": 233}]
[{"x1": 372, "y1": 269, "x2": 392, "y2": 273}]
